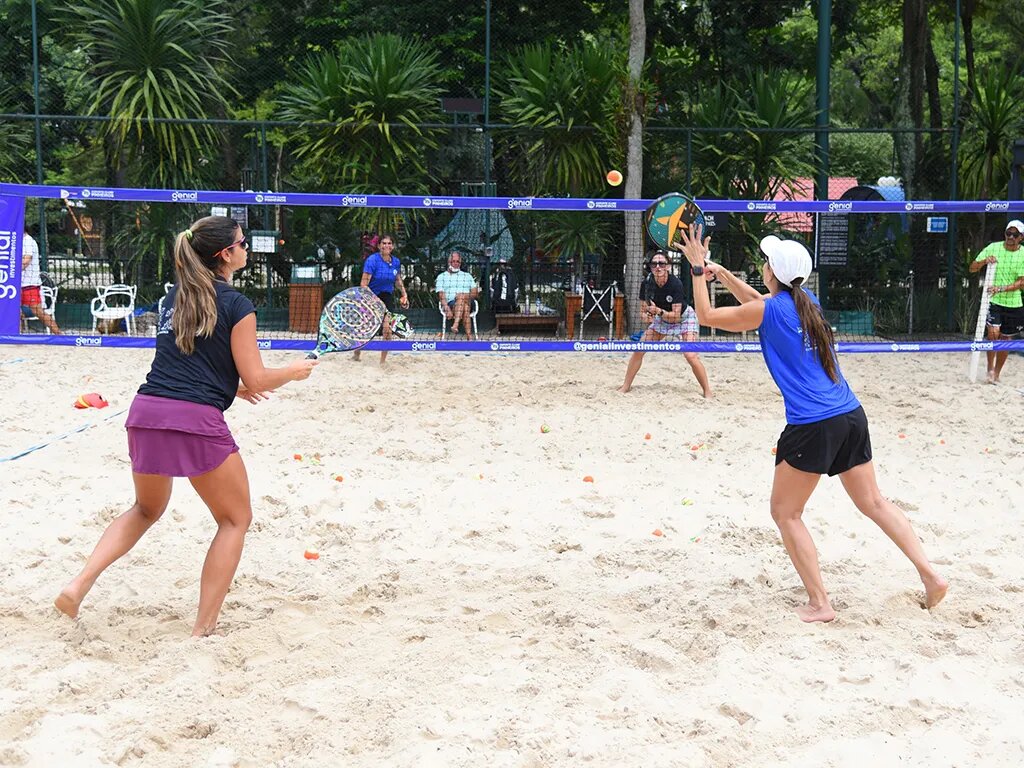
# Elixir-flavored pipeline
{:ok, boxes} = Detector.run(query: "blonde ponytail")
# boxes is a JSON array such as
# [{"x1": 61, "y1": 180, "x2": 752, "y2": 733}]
[{"x1": 169, "y1": 216, "x2": 239, "y2": 354}]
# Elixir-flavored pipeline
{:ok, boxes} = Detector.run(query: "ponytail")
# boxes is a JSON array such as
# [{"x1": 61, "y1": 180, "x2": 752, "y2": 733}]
[
  {"x1": 787, "y1": 278, "x2": 839, "y2": 383},
  {"x1": 170, "y1": 215, "x2": 239, "y2": 355}
]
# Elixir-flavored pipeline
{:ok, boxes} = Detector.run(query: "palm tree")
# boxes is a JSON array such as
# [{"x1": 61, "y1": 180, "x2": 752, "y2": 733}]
[
  {"x1": 958, "y1": 64, "x2": 1023, "y2": 264},
  {"x1": 684, "y1": 68, "x2": 818, "y2": 271},
  {"x1": 494, "y1": 41, "x2": 623, "y2": 197},
  {"x1": 278, "y1": 33, "x2": 443, "y2": 235},
  {"x1": 65, "y1": 0, "x2": 235, "y2": 189},
  {"x1": 0, "y1": 88, "x2": 31, "y2": 182},
  {"x1": 62, "y1": 0, "x2": 235, "y2": 283}
]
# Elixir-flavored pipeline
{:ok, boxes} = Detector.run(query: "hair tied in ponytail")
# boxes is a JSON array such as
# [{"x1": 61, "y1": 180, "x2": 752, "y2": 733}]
[{"x1": 184, "y1": 229, "x2": 194, "y2": 242}]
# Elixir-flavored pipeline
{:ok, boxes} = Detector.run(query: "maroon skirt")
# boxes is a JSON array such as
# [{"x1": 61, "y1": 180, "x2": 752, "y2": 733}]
[{"x1": 125, "y1": 394, "x2": 239, "y2": 477}]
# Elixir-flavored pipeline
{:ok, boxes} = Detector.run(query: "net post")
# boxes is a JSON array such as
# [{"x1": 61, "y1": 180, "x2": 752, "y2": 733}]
[{"x1": 967, "y1": 261, "x2": 995, "y2": 382}]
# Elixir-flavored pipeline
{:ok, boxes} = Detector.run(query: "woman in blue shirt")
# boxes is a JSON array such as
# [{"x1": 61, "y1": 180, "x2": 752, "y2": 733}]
[
  {"x1": 676, "y1": 227, "x2": 947, "y2": 623},
  {"x1": 355, "y1": 233, "x2": 409, "y2": 366}
]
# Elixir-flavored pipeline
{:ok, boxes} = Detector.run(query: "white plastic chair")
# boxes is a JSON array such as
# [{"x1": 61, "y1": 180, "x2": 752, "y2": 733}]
[
  {"x1": 22, "y1": 285, "x2": 58, "y2": 334},
  {"x1": 91, "y1": 284, "x2": 138, "y2": 334},
  {"x1": 438, "y1": 299, "x2": 479, "y2": 339}
]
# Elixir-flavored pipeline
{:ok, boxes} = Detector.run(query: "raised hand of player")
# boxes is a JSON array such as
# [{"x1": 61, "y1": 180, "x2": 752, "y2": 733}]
[{"x1": 677, "y1": 223, "x2": 712, "y2": 268}]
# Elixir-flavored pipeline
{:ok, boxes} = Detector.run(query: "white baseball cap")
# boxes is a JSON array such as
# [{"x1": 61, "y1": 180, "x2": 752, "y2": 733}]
[
  {"x1": 759, "y1": 235, "x2": 813, "y2": 288},
  {"x1": 1005, "y1": 220, "x2": 1024, "y2": 235}
]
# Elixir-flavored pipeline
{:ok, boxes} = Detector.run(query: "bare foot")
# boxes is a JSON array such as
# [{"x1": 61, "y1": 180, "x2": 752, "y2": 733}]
[
  {"x1": 617, "y1": 385, "x2": 631, "y2": 394},
  {"x1": 986, "y1": 371, "x2": 996, "y2": 384},
  {"x1": 703, "y1": 389, "x2": 713, "y2": 399},
  {"x1": 922, "y1": 574, "x2": 949, "y2": 609},
  {"x1": 352, "y1": 351, "x2": 361, "y2": 362},
  {"x1": 54, "y1": 588, "x2": 83, "y2": 619},
  {"x1": 796, "y1": 602, "x2": 836, "y2": 623}
]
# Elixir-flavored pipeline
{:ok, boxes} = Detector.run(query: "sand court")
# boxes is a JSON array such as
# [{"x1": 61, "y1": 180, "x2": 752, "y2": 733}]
[{"x1": 1, "y1": 347, "x2": 1022, "y2": 766}]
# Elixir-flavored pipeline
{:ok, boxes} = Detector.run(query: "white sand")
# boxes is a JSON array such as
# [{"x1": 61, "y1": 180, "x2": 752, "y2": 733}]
[{"x1": 1, "y1": 346, "x2": 1022, "y2": 767}]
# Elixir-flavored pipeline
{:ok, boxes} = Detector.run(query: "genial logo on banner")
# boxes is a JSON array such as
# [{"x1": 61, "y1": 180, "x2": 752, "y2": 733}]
[{"x1": 0, "y1": 229, "x2": 18, "y2": 300}]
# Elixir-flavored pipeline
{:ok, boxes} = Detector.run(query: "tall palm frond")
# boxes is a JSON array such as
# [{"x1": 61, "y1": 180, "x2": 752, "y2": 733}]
[
  {"x1": 65, "y1": 0, "x2": 235, "y2": 187},
  {"x1": 279, "y1": 33, "x2": 443, "y2": 232}
]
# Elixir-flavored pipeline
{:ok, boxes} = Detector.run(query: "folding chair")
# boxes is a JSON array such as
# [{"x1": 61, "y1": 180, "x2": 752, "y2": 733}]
[{"x1": 579, "y1": 281, "x2": 617, "y2": 339}]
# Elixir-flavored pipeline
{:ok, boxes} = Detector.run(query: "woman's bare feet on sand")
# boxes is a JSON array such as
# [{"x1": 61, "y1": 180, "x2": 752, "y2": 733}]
[
  {"x1": 923, "y1": 573, "x2": 949, "y2": 609},
  {"x1": 54, "y1": 586, "x2": 86, "y2": 619},
  {"x1": 796, "y1": 602, "x2": 836, "y2": 623}
]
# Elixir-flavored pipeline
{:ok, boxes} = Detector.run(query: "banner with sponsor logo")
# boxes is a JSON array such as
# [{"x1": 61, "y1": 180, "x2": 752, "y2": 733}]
[
  {"x1": 0, "y1": 194, "x2": 26, "y2": 335},
  {"x1": 2, "y1": 334, "x2": 1024, "y2": 354},
  {"x1": 3, "y1": 183, "x2": 1024, "y2": 214}
]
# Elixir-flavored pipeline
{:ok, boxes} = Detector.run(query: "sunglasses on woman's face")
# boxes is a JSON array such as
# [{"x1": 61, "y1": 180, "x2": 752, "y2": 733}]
[
  {"x1": 1006, "y1": 231, "x2": 1022, "y2": 239},
  {"x1": 651, "y1": 261, "x2": 669, "y2": 267},
  {"x1": 219, "y1": 237, "x2": 247, "y2": 256}
]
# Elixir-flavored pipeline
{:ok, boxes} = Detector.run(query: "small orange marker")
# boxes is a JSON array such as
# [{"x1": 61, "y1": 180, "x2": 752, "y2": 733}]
[
  {"x1": 771, "y1": 447, "x2": 777, "y2": 455},
  {"x1": 293, "y1": 453, "x2": 303, "y2": 461},
  {"x1": 334, "y1": 475, "x2": 344, "y2": 482},
  {"x1": 938, "y1": 439, "x2": 945, "y2": 445},
  {"x1": 652, "y1": 529, "x2": 663, "y2": 537},
  {"x1": 304, "y1": 549, "x2": 320, "y2": 560},
  {"x1": 583, "y1": 475, "x2": 594, "y2": 483},
  {"x1": 898, "y1": 433, "x2": 906, "y2": 439},
  {"x1": 644, "y1": 433, "x2": 652, "y2": 440}
]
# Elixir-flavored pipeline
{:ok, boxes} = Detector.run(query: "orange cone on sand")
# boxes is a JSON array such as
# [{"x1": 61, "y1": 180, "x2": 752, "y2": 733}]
[{"x1": 73, "y1": 393, "x2": 109, "y2": 409}]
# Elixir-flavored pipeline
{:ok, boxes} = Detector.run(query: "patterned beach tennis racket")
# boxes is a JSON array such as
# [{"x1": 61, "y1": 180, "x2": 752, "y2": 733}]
[
  {"x1": 307, "y1": 286, "x2": 388, "y2": 359},
  {"x1": 645, "y1": 192, "x2": 706, "y2": 253}
]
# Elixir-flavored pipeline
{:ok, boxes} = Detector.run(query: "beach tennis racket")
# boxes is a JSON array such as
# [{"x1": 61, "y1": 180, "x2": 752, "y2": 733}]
[
  {"x1": 307, "y1": 286, "x2": 387, "y2": 358},
  {"x1": 645, "y1": 192, "x2": 706, "y2": 253}
]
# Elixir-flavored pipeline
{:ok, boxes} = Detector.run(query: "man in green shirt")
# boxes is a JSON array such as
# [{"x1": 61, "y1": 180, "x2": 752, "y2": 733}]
[{"x1": 970, "y1": 219, "x2": 1024, "y2": 383}]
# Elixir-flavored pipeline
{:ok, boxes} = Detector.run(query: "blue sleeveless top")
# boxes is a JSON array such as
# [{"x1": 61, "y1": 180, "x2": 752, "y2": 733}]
[{"x1": 759, "y1": 290, "x2": 860, "y2": 424}]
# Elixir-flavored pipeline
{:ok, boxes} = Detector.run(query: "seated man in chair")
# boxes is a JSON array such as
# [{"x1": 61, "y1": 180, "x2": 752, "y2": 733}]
[{"x1": 436, "y1": 250, "x2": 479, "y2": 339}]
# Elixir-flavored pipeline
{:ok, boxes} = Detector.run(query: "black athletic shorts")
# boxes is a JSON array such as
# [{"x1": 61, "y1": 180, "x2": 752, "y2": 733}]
[
  {"x1": 377, "y1": 291, "x2": 396, "y2": 313},
  {"x1": 986, "y1": 303, "x2": 1024, "y2": 336},
  {"x1": 775, "y1": 406, "x2": 872, "y2": 477}
]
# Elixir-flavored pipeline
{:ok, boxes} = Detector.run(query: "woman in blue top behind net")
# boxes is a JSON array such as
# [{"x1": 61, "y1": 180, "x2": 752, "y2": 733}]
[{"x1": 676, "y1": 227, "x2": 948, "y2": 623}]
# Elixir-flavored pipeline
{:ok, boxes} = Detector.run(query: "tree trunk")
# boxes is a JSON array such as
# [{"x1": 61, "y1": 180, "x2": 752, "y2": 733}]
[
  {"x1": 624, "y1": 0, "x2": 646, "y2": 335},
  {"x1": 959, "y1": 0, "x2": 977, "y2": 119},
  {"x1": 903, "y1": 0, "x2": 927, "y2": 173}
]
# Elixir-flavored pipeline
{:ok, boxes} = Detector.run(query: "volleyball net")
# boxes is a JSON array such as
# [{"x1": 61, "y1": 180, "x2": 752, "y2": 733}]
[{"x1": 2, "y1": 182, "x2": 1023, "y2": 359}]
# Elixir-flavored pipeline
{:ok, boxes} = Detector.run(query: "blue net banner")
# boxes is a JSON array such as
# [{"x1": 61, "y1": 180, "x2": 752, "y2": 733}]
[
  {"x1": 2, "y1": 183, "x2": 1023, "y2": 214},
  {"x1": 0, "y1": 194, "x2": 27, "y2": 335},
  {"x1": 3, "y1": 335, "x2": 1024, "y2": 354}
]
